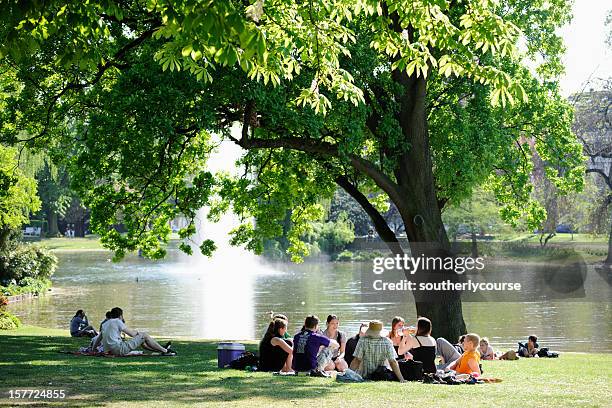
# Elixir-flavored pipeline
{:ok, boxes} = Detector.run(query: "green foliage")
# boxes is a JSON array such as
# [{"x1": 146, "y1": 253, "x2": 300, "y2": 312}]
[
  {"x1": 0, "y1": 245, "x2": 57, "y2": 283},
  {"x1": 0, "y1": 0, "x2": 584, "y2": 262},
  {"x1": 0, "y1": 146, "x2": 41, "y2": 231},
  {"x1": 443, "y1": 188, "x2": 506, "y2": 237},
  {"x1": 0, "y1": 310, "x2": 21, "y2": 330},
  {"x1": 299, "y1": 211, "x2": 355, "y2": 257},
  {"x1": 329, "y1": 188, "x2": 372, "y2": 235},
  {"x1": 335, "y1": 249, "x2": 354, "y2": 261},
  {"x1": 0, "y1": 278, "x2": 52, "y2": 297}
]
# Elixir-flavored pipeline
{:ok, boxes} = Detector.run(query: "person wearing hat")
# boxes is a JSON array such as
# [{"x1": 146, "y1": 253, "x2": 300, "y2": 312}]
[{"x1": 349, "y1": 320, "x2": 406, "y2": 382}]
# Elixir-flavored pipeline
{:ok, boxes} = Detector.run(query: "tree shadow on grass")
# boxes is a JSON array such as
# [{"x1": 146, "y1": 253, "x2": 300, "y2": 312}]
[{"x1": 0, "y1": 335, "x2": 345, "y2": 407}]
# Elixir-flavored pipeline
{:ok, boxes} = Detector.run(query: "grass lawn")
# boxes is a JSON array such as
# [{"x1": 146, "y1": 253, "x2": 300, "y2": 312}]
[
  {"x1": 487, "y1": 233, "x2": 607, "y2": 244},
  {"x1": 38, "y1": 237, "x2": 107, "y2": 252},
  {"x1": 0, "y1": 327, "x2": 610, "y2": 407},
  {"x1": 38, "y1": 235, "x2": 182, "y2": 252}
]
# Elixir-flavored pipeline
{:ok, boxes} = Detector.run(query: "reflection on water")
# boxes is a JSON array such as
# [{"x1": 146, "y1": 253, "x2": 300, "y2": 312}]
[{"x1": 7, "y1": 250, "x2": 611, "y2": 352}]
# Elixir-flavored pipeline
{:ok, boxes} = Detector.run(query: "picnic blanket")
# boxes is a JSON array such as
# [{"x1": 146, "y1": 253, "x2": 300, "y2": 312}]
[{"x1": 59, "y1": 350, "x2": 174, "y2": 357}]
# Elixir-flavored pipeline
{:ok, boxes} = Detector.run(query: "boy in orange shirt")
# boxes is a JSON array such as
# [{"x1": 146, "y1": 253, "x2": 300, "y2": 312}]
[{"x1": 448, "y1": 333, "x2": 481, "y2": 376}]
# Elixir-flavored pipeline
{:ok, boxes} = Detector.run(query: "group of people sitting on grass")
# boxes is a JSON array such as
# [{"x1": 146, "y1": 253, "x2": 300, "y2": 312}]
[
  {"x1": 70, "y1": 307, "x2": 176, "y2": 356},
  {"x1": 259, "y1": 313, "x2": 533, "y2": 381}
]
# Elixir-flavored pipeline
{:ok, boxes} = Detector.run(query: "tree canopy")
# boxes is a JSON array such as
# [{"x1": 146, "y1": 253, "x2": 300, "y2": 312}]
[{"x1": 0, "y1": 0, "x2": 587, "y2": 339}]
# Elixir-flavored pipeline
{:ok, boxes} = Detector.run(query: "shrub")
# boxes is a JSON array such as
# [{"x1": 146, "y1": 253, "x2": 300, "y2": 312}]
[
  {"x1": 0, "y1": 244, "x2": 57, "y2": 283},
  {"x1": 0, "y1": 278, "x2": 51, "y2": 296},
  {"x1": 18, "y1": 277, "x2": 51, "y2": 295},
  {"x1": 336, "y1": 250, "x2": 354, "y2": 261},
  {"x1": 0, "y1": 310, "x2": 21, "y2": 330}
]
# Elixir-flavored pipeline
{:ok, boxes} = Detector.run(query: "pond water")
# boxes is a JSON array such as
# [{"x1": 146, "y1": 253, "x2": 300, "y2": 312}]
[{"x1": 8, "y1": 249, "x2": 611, "y2": 352}]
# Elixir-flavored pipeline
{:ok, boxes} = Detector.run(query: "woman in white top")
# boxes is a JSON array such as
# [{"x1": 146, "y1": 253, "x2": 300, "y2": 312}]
[
  {"x1": 321, "y1": 315, "x2": 348, "y2": 371},
  {"x1": 92, "y1": 307, "x2": 175, "y2": 356}
]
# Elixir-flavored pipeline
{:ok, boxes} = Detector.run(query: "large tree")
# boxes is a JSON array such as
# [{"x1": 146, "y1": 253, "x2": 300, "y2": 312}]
[
  {"x1": 573, "y1": 81, "x2": 612, "y2": 263},
  {"x1": 0, "y1": 0, "x2": 584, "y2": 339}
]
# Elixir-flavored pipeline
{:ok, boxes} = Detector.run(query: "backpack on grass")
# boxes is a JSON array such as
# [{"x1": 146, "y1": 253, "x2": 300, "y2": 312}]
[
  {"x1": 398, "y1": 359, "x2": 424, "y2": 381},
  {"x1": 229, "y1": 351, "x2": 259, "y2": 369},
  {"x1": 537, "y1": 348, "x2": 559, "y2": 358}
]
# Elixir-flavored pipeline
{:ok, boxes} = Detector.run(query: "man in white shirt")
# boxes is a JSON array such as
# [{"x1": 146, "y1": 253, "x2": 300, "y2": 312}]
[{"x1": 92, "y1": 307, "x2": 175, "y2": 356}]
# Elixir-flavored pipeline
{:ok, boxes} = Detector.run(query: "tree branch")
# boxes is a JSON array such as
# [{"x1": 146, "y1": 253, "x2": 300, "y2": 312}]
[{"x1": 335, "y1": 175, "x2": 404, "y2": 256}]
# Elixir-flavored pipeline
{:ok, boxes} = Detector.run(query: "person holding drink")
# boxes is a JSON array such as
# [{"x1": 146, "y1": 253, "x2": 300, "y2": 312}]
[
  {"x1": 396, "y1": 317, "x2": 437, "y2": 373},
  {"x1": 388, "y1": 316, "x2": 415, "y2": 360}
]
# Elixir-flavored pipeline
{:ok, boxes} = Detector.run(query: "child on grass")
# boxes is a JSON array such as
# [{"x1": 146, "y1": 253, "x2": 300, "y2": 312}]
[{"x1": 448, "y1": 333, "x2": 481, "y2": 376}]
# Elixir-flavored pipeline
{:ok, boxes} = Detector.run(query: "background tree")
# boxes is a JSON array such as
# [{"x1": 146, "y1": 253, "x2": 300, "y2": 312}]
[
  {"x1": 0, "y1": 0, "x2": 585, "y2": 339},
  {"x1": 572, "y1": 80, "x2": 612, "y2": 263},
  {"x1": 0, "y1": 145, "x2": 41, "y2": 251},
  {"x1": 442, "y1": 188, "x2": 503, "y2": 257},
  {"x1": 35, "y1": 163, "x2": 72, "y2": 237},
  {"x1": 329, "y1": 189, "x2": 372, "y2": 237}
]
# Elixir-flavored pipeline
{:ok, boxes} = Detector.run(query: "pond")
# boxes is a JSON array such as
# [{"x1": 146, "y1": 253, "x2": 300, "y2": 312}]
[{"x1": 7, "y1": 249, "x2": 611, "y2": 353}]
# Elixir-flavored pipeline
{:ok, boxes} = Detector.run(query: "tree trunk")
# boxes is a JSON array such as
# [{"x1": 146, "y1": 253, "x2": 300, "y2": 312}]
[
  {"x1": 605, "y1": 212, "x2": 612, "y2": 266},
  {"x1": 389, "y1": 68, "x2": 467, "y2": 341},
  {"x1": 47, "y1": 211, "x2": 59, "y2": 237},
  {"x1": 471, "y1": 231, "x2": 479, "y2": 258},
  {"x1": 0, "y1": 226, "x2": 11, "y2": 253}
]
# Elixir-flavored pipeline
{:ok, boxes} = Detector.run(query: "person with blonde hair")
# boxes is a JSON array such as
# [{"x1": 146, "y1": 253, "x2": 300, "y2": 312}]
[
  {"x1": 448, "y1": 333, "x2": 481, "y2": 375},
  {"x1": 479, "y1": 337, "x2": 496, "y2": 360}
]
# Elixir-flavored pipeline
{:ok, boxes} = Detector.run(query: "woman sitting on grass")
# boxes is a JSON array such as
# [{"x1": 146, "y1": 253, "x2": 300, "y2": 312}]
[
  {"x1": 388, "y1": 316, "x2": 412, "y2": 359},
  {"x1": 258, "y1": 318, "x2": 294, "y2": 373},
  {"x1": 397, "y1": 317, "x2": 437, "y2": 373},
  {"x1": 322, "y1": 314, "x2": 348, "y2": 371},
  {"x1": 91, "y1": 307, "x2": 175, "y2": 356}
]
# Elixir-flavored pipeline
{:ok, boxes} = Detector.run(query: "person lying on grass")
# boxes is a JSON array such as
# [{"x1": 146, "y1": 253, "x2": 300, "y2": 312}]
[
  {"x1": 91, "y1": 307, "x2": 175, "y2": 356},
  {"x1": 479, "y1": 337, "x2": 496, "y2": 360},
  {"x1": 447, "y1": 333, "x2": 481, "y2": 376}
]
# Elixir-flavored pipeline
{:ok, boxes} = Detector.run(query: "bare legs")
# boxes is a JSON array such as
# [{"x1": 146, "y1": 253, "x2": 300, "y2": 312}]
[
  {"x1": 281, "y1": 352, "x2": 293, "y2": 372},
  {"x1": 140, "y1": 332, "x2": 168, "y2": 353}
]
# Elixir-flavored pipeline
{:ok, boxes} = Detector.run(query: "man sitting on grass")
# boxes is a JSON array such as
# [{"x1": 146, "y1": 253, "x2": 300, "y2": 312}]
[
  {"x1": 92, "y1": 307, "x2": 175, "y2": 356},
  {"x1": 292, "y1": 315, "x2": 339, "y2": 376},
  {"x1": 349, "y1": 320, "x2": 406, "y2": 382}
]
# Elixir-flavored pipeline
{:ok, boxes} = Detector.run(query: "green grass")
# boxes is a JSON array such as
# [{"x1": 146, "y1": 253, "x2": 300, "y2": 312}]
[
  {"x1": 0, "y1": 326, "x2": 610, "y2": 407},
  {"x1": 485, "y1": 233, "x2": 608, "y2": 244},
  {"x1": 38, "y1": 236, "x2": 107, "y2": 252},
  {"x1": 39, "y1": 234, "x2": 182, "y2": 252}
]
